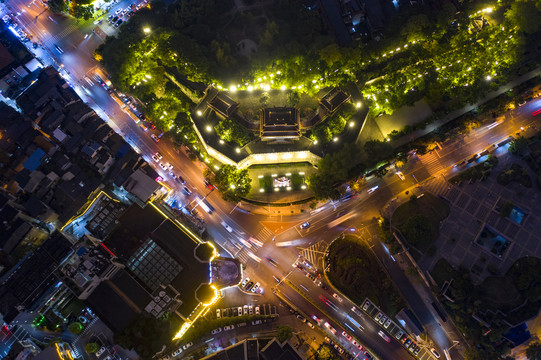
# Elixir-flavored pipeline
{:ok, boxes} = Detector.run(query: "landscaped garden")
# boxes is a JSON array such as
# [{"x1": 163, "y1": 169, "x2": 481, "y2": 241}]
[
  {"x1": 391, "y1": 193, "x2": 449, "y2": 254},
  {"x1": 93, "y1": 0, "x2": 541, "y2": 202},
  {"x1": 431, "y1": 257, "x2": 541, "y2": 358},
  {"x1": 496, "y1": 163, "x2": 532, "y2": 188},
  {"x1": 449, "y1": 155, "x2": 499, "y2": 184},
  {"x1": 325, "y1": 235, "x2": 404, "y2": 315}
]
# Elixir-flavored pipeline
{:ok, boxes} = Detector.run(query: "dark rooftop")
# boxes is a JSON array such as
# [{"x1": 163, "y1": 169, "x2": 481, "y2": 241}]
[
  {"x1": 260, "y1": 107, "x2": 301, "y2": 140},
  {"x1": 0, "y1": 230, "x2": 72, "y2": 322},
  {"x1": 261, "y1": 339, "x2": 303, "y2": 360},
  {"x1": 208, "y1": 92, "x2": 239, "y2": 118},
  {"x1": 86, "y1": 268, "x2": 151, "y2": 333},
  {"x1": 319, "y1": 87, "x2": 351, "y2": 113}
]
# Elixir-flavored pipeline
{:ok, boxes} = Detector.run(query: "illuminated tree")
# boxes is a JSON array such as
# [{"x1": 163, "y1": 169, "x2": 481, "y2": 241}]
[{"x1": 85, "y1": 342, "x2": 99, "y2": 354}]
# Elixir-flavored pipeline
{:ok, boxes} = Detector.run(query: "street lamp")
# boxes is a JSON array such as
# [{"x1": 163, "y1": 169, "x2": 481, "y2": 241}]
[{"x1": 143, "y1": 27, "x2": 151, "y2": 34}]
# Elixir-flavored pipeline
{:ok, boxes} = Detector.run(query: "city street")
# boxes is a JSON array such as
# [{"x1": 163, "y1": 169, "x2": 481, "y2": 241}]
[{"x1": 2, "y1": 0, "x2": 541, "y2": 358}]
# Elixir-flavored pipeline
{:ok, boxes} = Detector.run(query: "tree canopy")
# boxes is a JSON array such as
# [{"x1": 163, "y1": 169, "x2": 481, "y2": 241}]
[{"x1": 206, "y1": 165, "x2": 252, "y2": 202}]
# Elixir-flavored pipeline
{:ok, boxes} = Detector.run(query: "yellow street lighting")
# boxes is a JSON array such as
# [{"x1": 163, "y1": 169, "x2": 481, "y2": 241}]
[{"x1": 143, "y1": 27, "x2": 151, "y2": 33}]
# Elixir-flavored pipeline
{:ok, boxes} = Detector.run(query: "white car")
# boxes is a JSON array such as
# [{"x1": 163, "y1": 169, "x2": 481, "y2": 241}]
[
  {"x1": 159, "y1": 163, "x2": 168, "y2": 171},
  {"x1": 211, "y1": 328, "x2": 222, "y2": 334},
  {"x1": 251, "y1": 282, "x2": 260, "y2": 293},
  {"x1": 221, "y1": 221, "x2": 233, "y2": 233},
  {"x1": 216, "y1": 309, "x2": 221, "y2": 318},
  {"x1": 255, "y1": 306, "x2": 260, "y2": 315},
  {"x1": 378, "y1": 330, "x2": 391, "y2": 342},
  {"x1": 332, "y1": 293, "x2": 343, "y2": 302},
  {"x1": 367, "y1": 185, "x2": 379, "y2": 194},
  {"x1": 223, "y1": 325, "x2": 235, "y2": 331},
  {"x1": 171, "y1": 348, "x2": 182, "y2": 356},
  {"x1": 396, "y1": 171, "x2": 405, "y2": 181},
  {"x1": 430, "y1": 348, "x2": 441, "y2": 358},
  {"x1": 182, "y1": 342, "x2": 193, "y2": 350},
  {"x1": 237, "y1": 306, "x2": 243, "y2": 316},
  {"x1": 96, "y1": 347, "x2": 107, "y2": 357},
  {"x1": 241, "y1": 278, "x2": 250, "y2": 287}
]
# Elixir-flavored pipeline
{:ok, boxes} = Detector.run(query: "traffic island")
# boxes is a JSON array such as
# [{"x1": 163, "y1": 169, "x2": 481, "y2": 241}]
[{"x1": 324, "y1": 235, "x2": 405, "y2": 316}]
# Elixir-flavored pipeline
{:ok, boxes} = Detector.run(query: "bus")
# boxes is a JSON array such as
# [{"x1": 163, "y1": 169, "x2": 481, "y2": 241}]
[{"x1": 196, "y1": 197, "x2": 215, "y2": 214}]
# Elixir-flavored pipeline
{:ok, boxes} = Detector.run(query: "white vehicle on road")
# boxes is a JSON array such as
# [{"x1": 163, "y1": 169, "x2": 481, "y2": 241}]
[
  {"x1": 367, "y1": 185, "x2": 379, "y2": 194},
  {"x1": 221, "y1": 221, "x2": 233, "y2": 233}
]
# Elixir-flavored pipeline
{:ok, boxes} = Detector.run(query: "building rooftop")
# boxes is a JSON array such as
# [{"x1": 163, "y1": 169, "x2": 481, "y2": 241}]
[
  {"x1": 104, "y1": 204, "x2": 212, "y2": 318},
  {"x1": 122, "y1": 169, "x2": 160, "y2": 203},
  {"x1": 260, "y1": 107, "x2": 301, "y2": 140},
  {"x1": 208, "y1": 92, "x2": 239, "y2": 118},
  {"x1": 0, "y1": 230, "x2": 73, "y2": 323},
  {"x1": 86, "y1": 268, "x2": 151, "y2": 333},
  {"x1": 318, "y1": 87, "x2": 351, "y2": 114}
]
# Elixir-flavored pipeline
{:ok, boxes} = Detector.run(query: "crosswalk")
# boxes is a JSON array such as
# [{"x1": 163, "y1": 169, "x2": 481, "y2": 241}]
[
  {"x1": 419, "y1": 152, "x2": 444, "y2": 175},
  {"x1": 233, "y1": 226, "x2": 274, "y2": 265},
  {"x1": 43, "y1": 24, "x2": 77, "y2": 48},
  {"x1": 300, "y1": 242, "x2": 327, "y2": 269},
  {"x1": 254, "y1": 226, "x2": 274, "y2": 242},
  {"x1": 423, "y1": 177, "x2": 455, "y2": 200},
  {"x1": 71, "y1": 317, "x2": 98, "y2": 351}
]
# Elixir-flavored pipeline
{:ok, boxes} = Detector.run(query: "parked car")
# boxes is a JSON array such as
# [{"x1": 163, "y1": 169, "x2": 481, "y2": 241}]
[
  {"x1": 341, "y1": 331, "x2": 352, "y2": 341},
  {"x1": 159, "y1": 163, "x2": 168, "y2": 171},
  {"x1": 182, "y1": 342, "x2": 192, "y2": 350},
  {"x1": 182, "y1": 187, "x2": 192, "y2": 196},
  {"x1": 351, "y1": 339, "x2": 362, "y2": 350},
  {"x1": 96, "y1": 347, "x2": 107, "y2": 356},
  {"x1": 223, "y1": 325, "x2": 234, "y2": 331},
  {"x1": 241, "y1": 278, "x2": 250, "y2": 287},
  {"x1": 374, "y1": 312, "x2": 383, "y2": 322},
  {"x1": 251, "y1": 282, "x2": 260, "y2": 293},
  {"x1": 394, "y1": 330, "x2": 404, "y2": 340},
  {"x1": 216, "y1": 309, "x2": 221, "y2": 318},
  {"x1": 211, "y1": 328, "x2": 222, "y2": 334},
  {"x1": 384, "y1": 318, "x2": 392, "y2": 328},
  {"x1": 430, "y1": 348, "x2": 441, "y2": 358},
  {"x1": 362, "y1": 300, "x2": 371, "y2": 311},
  {"x1": 296, "y1": 315, "x2": 306, "y2": 322},
  {"x1": 245, "y1": 281, "x2": 254, "y2": 291},
  {"x1": 243, "y1": 305, "x2": 248, "y2": 315},
  {"x1": 255, "y1": 306, "x2": 260, "y2": 315},
  {"x1": 171, "y1": 348, "x2": 182, "y2": 356},
  {"x1": 237, "y1": 306, "x2": 243, "y2": 316},
  {"x1": 252, "y1": 320, "x2": 262, "y2": 325}
]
